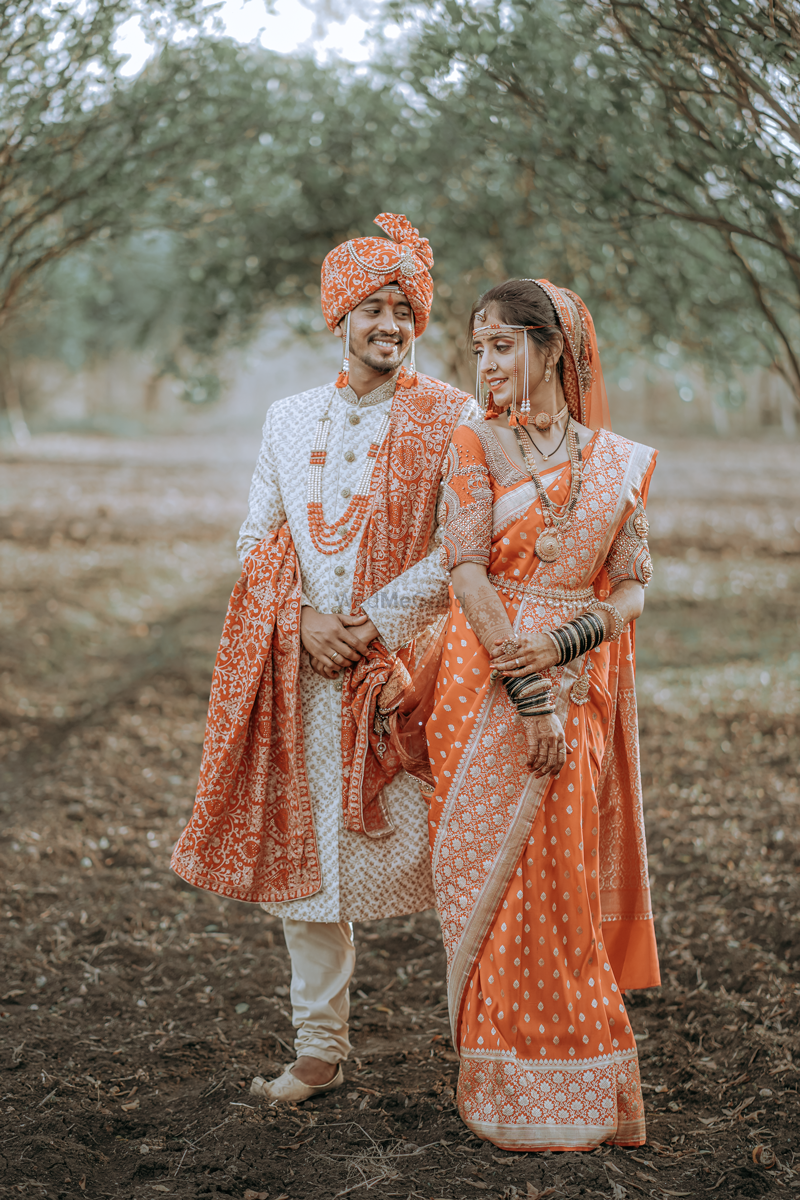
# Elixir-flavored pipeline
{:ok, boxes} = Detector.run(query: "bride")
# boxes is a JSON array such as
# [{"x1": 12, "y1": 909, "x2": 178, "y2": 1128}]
[{"x1": 425, "y1": 278, "x2": 660, "y2": 1151}]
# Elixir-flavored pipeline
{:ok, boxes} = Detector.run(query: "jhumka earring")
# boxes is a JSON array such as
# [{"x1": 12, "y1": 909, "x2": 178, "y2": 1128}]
[
  {"x1": 544, "y1": 363, "x2": 552, "y2": 384},
  {"x1": 335, "y1": 312, "x2": 351, "y2": 389}
]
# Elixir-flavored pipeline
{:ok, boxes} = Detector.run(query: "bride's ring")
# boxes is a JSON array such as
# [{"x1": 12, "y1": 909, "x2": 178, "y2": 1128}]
[
  {"x1": 331, "y1": 650, "x2": 339, "y2": 661},
  {"x1": 516, "y1": 657, "x2": 520, "y2": 667}
]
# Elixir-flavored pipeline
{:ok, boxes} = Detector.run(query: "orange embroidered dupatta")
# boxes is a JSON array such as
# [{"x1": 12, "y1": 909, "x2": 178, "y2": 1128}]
[
  {"x1": 339, "y1": 375, "x2": 469, "y2": 834},
  {"x1": 171, "y1": 527, "x2": 321, "y2": 903},
  {"x1": 171, "y1": 376, "x2": 470, "y2": 902}
]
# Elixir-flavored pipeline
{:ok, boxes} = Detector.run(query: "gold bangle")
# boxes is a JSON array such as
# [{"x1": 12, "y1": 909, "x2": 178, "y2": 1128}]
[{"x1": 590, "y1": 600, "x2": 625, "y2": 642}]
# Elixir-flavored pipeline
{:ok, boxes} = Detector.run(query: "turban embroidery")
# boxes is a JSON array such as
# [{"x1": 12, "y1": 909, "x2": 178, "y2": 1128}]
[{"x1": 320, "y1": 212, "x2": 435, "y2": 336}]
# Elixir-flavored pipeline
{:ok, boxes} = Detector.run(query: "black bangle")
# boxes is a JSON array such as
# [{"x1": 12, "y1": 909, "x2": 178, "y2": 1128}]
[
  {"x1": 551, "y1": 612, "x2": 605, "y2": 666},
  {"x1": 583, "y1": 611, "x2": 606, "y2": 647},
  {"x1": 503, "y1": 672, "x2": 554, "y2": 716},
  {"x1": 517, "y1": 698, "x2": 556, "y2": 716}
]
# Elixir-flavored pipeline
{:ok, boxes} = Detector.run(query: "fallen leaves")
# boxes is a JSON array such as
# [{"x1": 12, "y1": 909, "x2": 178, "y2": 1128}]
[
  {"x1": 752, "y1": 1145, "x2": 776, "y2": 1168},
  {"x1": 721, "y1": 1094, "x2": 754, "y2": 1118}
]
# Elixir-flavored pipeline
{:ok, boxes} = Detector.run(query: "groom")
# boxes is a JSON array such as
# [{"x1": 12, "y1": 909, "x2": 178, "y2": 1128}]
[{"x1": 172, "y1": 212, "x2": 476, "y2": 1101}]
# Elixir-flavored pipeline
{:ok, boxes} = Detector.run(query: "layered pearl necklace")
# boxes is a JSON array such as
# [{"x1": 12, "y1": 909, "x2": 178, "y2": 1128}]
[{"x1": 307, "y1": 397, "x2": 391, "y2": 555}]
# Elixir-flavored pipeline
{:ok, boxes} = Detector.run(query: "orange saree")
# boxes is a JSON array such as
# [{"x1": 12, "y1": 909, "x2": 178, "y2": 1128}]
[{"x1": 427, "y1": 419, "x2": 659, "y2": 1151}]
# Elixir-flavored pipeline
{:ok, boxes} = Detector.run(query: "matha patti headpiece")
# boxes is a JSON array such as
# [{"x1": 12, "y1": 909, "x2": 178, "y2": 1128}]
[
  {"x1": 472, "y1": 321, "x2": 552, "y2": 426},
  {"x1": 472, "y1": 280, "x2": 612, "y2": 431}
]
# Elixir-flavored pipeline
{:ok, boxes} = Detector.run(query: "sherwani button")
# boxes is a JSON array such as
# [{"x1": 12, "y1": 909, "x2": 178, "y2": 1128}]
[
  {"x1": 334, "y1": 565, "x2": 345, "y2": 577},
  {"x1": 349, "y1": 414, "x2": 360, "y2": 425},
  {"x1": 331, "y1": 604, "x2": 343, "y2": 613},
  {"x1": 341, "y1": 487, "x2": 352, "y2": 498},
  {"x1": 344, "y1": 450, "x2": 356, "y2": 462},
  {"x1": 334, "y1": 678, "x2": 343, "y2": 691}
]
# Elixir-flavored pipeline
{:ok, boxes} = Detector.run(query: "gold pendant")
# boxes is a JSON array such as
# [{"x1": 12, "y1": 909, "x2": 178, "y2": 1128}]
[
  {"x1": 570, "y1": 672, "x2": 591, "y2": 706},
  {"x1": 535, "y1": 529, "x2": 561, "y2": 562}
]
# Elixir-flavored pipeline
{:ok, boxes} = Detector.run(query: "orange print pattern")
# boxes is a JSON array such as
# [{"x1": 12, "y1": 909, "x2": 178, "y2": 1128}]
[{"x1": 427, "y1": 422, "x2": 658, "y2": 1150}]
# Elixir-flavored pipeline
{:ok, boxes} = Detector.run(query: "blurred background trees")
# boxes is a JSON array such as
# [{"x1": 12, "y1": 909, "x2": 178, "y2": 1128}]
[
  {"x1": 379, "y1": 0, "x2": 800, "y2": 401},
  {"x1": 1, "y1": 0, "x2": 797, "y2": 436}
]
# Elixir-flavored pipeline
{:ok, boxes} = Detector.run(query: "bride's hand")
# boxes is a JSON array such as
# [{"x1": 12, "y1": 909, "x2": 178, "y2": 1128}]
[
  {"x1": 491, "y1": 632, "x2": 559, "y2": 677},
  {"x1": 522, "y1": 713, "x2": 566, "y2": 778}
]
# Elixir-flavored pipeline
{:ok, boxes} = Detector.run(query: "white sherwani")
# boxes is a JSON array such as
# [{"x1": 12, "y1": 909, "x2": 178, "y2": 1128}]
[{"x1": 237, "y1": 377, "x2": 476, "y2": 922}]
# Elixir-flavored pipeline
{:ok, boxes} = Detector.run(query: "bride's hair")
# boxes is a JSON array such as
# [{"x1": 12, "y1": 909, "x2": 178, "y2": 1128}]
[{"x1": 469, "y1": 279, "x2": 565, "y2": 383}]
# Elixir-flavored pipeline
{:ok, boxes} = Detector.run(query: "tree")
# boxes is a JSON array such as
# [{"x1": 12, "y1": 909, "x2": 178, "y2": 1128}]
[
  {"x1": 0, "y1": 0, "x2": 216, "y2": 331},
  {"x1": 9, "y1": 38, "x2": 489, "y2": 395},
  {"x1": 377, "y1": 0, "x2": 800, "y2": 403}
]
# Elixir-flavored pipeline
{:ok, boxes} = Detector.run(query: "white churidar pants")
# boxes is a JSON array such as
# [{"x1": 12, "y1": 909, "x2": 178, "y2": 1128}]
[{"x1": 282, "y1": 917, "x2": 356, "y2": 1064}]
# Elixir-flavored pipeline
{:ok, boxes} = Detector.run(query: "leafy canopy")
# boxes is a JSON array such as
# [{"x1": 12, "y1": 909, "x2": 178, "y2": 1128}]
[{"x1": 376, "y1": 0, "x2": 800, "y2": 399}]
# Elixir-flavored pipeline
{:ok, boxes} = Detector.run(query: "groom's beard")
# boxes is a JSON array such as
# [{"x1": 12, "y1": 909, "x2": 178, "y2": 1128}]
[{"x1": 352, "y1": 336, "x2": 407, "y2": 374}]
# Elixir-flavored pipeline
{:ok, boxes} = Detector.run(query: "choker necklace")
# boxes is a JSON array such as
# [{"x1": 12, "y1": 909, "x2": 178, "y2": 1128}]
[{"x1": 531, "y1": 403, "x2": 568, "y2": 432}]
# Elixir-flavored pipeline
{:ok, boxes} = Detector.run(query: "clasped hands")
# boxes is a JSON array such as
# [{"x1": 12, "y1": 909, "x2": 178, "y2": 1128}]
[
  {"x1": 300, "y1": 607, "x2": 379, "y2": 679},
  {"x1": 490, "y1": 630, "x2": 565, "y2": 779}
]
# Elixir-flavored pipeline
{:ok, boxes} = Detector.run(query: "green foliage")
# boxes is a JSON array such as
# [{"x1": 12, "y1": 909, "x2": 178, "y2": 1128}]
[
  {"x1": 0, "y1": 0, "x2": 214, "y2": 326},
  {"x1": 6, "y1": 35, "x2": 478, "y2": 384},
  {"x1": 5, "y1": 0, "x2": 798, "y2": 411},
  {"x1": 375, "y1": 0, "x2": 800, "y2": 399}
]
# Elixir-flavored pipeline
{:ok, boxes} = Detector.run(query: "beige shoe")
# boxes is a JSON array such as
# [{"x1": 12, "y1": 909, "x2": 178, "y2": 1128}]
[{"x1": 250, "y1": 1063, "x2": 344, "y2": 1104}]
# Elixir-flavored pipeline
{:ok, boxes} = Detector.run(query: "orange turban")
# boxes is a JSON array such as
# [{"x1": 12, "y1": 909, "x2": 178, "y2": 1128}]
[{"x1": 321, "y1": 212, "x2": 434, "y2": 336}]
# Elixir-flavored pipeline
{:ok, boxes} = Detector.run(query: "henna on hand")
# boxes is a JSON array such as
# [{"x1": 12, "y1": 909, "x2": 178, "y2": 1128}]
[{"x1": 449, "y1": 563, "x2": 513, "y2": 654}]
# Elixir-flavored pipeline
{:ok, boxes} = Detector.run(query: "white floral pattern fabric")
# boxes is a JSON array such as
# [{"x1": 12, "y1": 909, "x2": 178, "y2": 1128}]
[{"x1": 237, "y1": 381, "x2": 476, "y2": 921}]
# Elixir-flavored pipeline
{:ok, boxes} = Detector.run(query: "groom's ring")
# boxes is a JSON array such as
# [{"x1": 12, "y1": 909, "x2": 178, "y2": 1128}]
[
  {"x1": 516, "y1": 657, "x2": 520, "y2": 667},
  {"x1": 331, "y1": 650, "x2": 339, "y2": 661}
]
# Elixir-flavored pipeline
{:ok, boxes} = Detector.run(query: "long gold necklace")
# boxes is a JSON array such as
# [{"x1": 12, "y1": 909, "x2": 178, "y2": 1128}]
[{"x1": 513, "y1": 421, "x2": 583, "y2": 564}]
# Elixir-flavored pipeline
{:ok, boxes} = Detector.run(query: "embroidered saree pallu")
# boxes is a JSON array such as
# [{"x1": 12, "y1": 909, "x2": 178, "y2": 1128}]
[{"x1": 428, "y1": 421, "x2": 659, "y2": 1151}]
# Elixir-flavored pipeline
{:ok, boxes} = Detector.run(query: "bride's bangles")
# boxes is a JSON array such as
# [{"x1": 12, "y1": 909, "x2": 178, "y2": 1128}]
[
  {"x1": 546, "y1": 603, "x2": 625, "y2": 667},
  {"x1": 503, "y1": 672, "x2": 555, "y2": 716}
]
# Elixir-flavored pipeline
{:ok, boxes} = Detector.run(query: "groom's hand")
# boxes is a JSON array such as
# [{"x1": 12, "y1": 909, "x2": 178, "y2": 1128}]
[
  {"x1": 340, "y1": 611, "x2": 379, "y2": 654},
  {"x1": 300, "y1": 607, "x2": 376, "y2": 677}
]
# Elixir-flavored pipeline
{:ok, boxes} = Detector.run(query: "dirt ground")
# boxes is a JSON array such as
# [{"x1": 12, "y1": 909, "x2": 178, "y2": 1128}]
[{"x1": 1, "y1": 431, "x2": 798, "y2": 1200}]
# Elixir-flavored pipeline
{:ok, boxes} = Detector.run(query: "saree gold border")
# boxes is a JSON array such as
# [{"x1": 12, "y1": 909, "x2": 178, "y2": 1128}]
[
  {"x1": 491, "y1": 436, "x2": 654, "y2": 572},
  {"x1": 463, "y1": 1116, "x2": 646, "y2": 1150},
  {"x1": 441, "y1": 638, "x2": 583, "y2": 1044},
  {"x1": 585, "y1": 437, "x2": 656, "y2": 580},
  {"x1": 492, "y1": 480, "x2": 540, "y2": 536}
]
